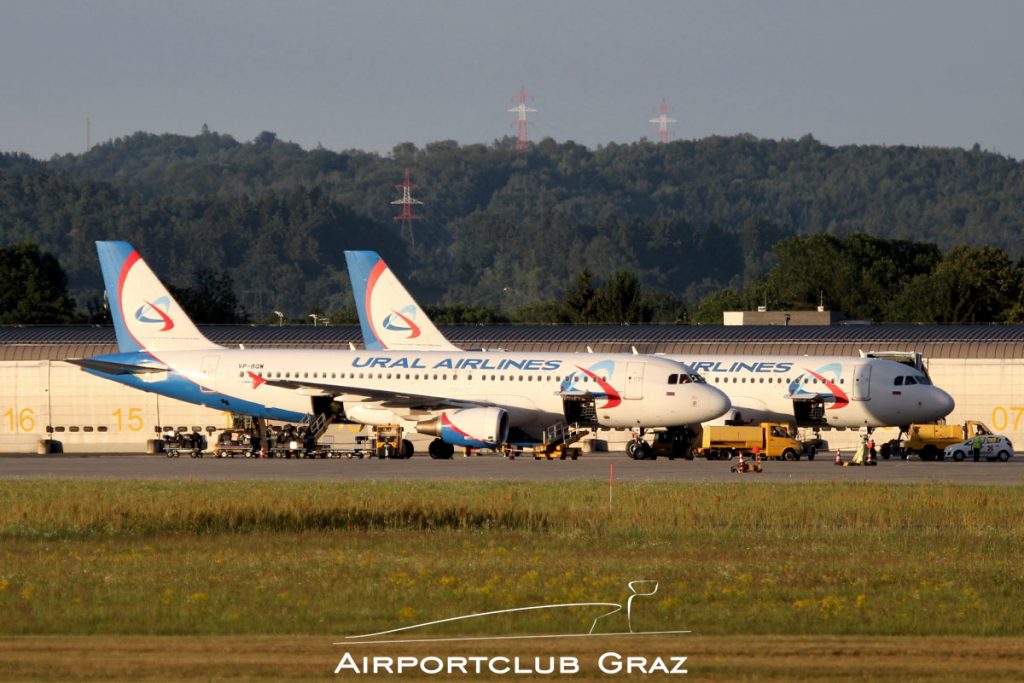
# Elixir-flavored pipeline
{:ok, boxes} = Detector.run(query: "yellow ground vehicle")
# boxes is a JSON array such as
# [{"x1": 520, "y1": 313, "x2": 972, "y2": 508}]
[
  {"x1": 696, "y1": 422, "x2": 811, "y2": 461},
  {"x1": 900, "y1": 420, "x2": 993, "y2": 461},
  {"x1": 373, "y1": 424, "x2": 414, "y2": 459}
]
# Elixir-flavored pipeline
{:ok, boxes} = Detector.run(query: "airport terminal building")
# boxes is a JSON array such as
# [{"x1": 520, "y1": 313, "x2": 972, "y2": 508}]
[{"x1": 1, "y1": 324, "x2": 1021, "y2": 453}]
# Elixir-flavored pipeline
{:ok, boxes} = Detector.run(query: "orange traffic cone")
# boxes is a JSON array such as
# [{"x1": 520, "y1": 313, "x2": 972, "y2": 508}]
[{"x1": 834, "y1": 450, "x2": 842, "y2": 465}]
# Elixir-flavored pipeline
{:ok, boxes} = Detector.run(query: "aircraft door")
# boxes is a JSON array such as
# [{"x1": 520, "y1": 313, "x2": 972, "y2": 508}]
[
  {"x1": 562, "y1": 396, "x2": 598, "y2": 426},
  {"x1": 852, "y1": 364, "x2": 871, "y2": 401},
  {"x1": 200, "y1": 356, "x2": 220, "y2": 394},
  {"x1": 793, "y1": 398, "x2": 826, "y2": 426},
  {"x1": 624, "y1": 362, "x2": 644, "y2": 400}
]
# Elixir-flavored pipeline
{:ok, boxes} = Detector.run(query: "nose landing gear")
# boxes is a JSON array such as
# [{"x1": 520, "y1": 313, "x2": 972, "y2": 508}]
[{"x1": 626, "y1": 438, "x2": 652, "y2": 460}]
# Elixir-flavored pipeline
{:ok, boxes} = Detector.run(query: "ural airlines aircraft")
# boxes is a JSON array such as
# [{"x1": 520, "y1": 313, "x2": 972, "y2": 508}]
[
  {"x1": 345, "y1": 251, "x2": 955, "y2": 435},
  {"x1": 674, "y1": 356, "x2": 953, "y2": 431},
  {"x1": 69, "y1": 242, "x2": 731, "y2": 458}
]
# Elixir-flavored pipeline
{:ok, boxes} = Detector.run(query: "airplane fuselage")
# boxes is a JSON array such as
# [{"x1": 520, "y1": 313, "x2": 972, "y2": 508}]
[
  {"x1": 339, "y1": 250, "x2": 956, "y2": 435},
  {"x1": 85, "y1": 348, "x2": 730, "y2": 431},
  {"x1": 671, "y1": 354, "x2": 954, "y2": 429}
]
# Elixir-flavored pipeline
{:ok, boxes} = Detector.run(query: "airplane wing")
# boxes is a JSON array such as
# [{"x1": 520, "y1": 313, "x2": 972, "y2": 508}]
[
  {"x1": 263, "y1": 378, "x2": 476, "y2": 411},
  {"x1": 66, "y1": 357, "x2": 169, "y2": 375}
]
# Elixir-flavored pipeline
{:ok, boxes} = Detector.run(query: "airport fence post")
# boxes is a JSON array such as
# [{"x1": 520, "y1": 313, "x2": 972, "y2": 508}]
[{"x1": 609, "y1": 462, "x2": 614, "y2": 509}]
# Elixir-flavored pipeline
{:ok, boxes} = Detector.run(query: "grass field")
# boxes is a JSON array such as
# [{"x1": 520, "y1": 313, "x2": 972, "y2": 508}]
[
  {"x1": 1, "y1": 480, "x2": 1023, "y2": 680},
  {"x1": 3, "y1": 635, "x2": 1024, "y2": 681}
]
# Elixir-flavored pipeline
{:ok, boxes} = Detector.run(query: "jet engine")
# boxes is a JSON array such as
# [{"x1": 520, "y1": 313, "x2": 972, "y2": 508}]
[{"x1": 416, "y1": 407, "x2": 510, "y2": 448}]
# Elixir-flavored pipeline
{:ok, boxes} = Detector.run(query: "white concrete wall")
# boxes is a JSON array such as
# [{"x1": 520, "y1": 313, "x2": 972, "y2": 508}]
[
  {"x1": 929, "y1": 359, "x2": 1024, "y2": 437},
  {"x1": 2, "y1": 361, "x2": 249, "y2": 453}
]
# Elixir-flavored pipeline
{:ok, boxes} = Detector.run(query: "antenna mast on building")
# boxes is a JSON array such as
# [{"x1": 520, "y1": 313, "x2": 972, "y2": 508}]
[
  {"x1": 648, "y1": 98, "x2": 677, "y2": 143},
  {"x1": 508, "y1": 86, "x2": 536, "y2": 152},
  {"x1": 391, "y1": 168, "x2": 423, "y2": 248}
]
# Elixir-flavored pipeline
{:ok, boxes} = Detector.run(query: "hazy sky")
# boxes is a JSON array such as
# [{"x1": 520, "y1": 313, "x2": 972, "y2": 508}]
[{"x1": 2, "y1": 0, "x2": 1022, "y2": 160}]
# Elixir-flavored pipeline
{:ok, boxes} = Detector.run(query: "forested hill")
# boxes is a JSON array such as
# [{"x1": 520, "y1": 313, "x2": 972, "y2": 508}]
[{"x1": 2, "y1": 131, "x2": 1023, "y2": 319}]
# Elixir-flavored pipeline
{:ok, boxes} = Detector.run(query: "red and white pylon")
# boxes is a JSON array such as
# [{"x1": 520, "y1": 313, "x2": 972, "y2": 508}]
[
  {"x1": 508, "y1": 86, "x2": 537, "y2": 152},
  {"x1": 649, "y1": 98, "x2": 677, "y2": 143}
]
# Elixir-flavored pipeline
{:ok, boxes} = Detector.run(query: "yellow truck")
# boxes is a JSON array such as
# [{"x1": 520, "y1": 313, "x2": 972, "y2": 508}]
[
  {"x1": 899, "y1": 420, "x2": 994, "y2": 461},
  {"x1": 696, "y1": 422, "x2": 811, "y2": 461},
  {"x1": 373, "y1": 424, "x2": 414, "y2": 459}
]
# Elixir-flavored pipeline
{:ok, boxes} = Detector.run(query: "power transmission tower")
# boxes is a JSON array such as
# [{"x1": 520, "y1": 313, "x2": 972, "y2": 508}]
[
  {"x1": 648, "y1": 98, "x2": 677, "y2": 143},
  {"x1": 508, "y1": 86, "x2": 537, "y2": 152},
  {"x1": 391, "y1": 168, "x2": 423, "y2": 248}
]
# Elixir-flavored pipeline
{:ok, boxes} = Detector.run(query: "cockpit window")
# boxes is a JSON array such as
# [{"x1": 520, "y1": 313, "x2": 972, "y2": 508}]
[
  {"x1": 904, "y1": 376, "x2": 918, "y2": 385},
  {"x1": 894, "y1": 376, "x2": 904, "y2": 386},
  {"x1": 917, "y1": 376, "x2": 931, "y2": 385},
  {"x1": 672, "y1": 372, "x2": 701, "y2": 384}
]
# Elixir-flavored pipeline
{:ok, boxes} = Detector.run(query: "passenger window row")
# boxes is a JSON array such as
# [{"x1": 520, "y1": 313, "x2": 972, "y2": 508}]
[
  {"x1": 242, "y1": 370, "x2": 855, "y2": 387},
  {"x1": 707, "y1": 376, "x2": 844, "y2": 385},
  {"x1": 237, "y1": 371, "x2": 608, "y2": 383}
]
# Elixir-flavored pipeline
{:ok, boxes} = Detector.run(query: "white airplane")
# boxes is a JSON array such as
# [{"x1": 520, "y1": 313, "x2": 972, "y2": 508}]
[
  {"x1": 674, "y1": 355, "x2": 953, "y2": 432},
  {"x1": 69, "y1": 241, "x2": 731, "y2": 458},
  {"x1": 344, "y1": 251, "x2": 955, "y2": 438}
]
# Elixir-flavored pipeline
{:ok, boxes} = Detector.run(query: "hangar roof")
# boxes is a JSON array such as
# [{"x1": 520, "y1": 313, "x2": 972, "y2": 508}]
[{"x1": 2, "y1": 324, "x2": 1024, "y2": 361}]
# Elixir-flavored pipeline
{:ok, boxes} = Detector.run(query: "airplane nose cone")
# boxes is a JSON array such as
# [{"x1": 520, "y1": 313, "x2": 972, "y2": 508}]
[
  {"x1": 933, "y1": 387, "x2": 955, "y2": 419},
  {"x1": 699, "y1": 385, "x2": 732, "y2": 422}
]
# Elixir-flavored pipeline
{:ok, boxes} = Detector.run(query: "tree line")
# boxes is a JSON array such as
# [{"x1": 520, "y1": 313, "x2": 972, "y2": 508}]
[
  {"x1": 4, "y1": 233, "x2": 1024, "y2": 325},
  {"x1": 1, "y1": 129, "x2": 1023, "y2": 323}
]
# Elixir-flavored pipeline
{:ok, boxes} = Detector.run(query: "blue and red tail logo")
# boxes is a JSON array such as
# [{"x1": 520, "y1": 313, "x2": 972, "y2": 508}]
[
  {"x1": 561, "y1": 361, "x2": 622, "y2": 409},
  {"x1": 134, "y1": 296, "x2": 175, "y2": 332},
  {"x1": 788, "y1": 363, "x2": 849, "y2": 410},
  {"x1": 381, "y1": 305, "x2": 422, "y2": 339}
]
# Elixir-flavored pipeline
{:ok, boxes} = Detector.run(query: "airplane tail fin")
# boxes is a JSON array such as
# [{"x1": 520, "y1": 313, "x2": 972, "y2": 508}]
[
  {"x1": 96, "y1": 241, "x2": 220, "y2": 354},
  {"x1": 344, "y1": 250, "x2": 460, "y2": 351}
]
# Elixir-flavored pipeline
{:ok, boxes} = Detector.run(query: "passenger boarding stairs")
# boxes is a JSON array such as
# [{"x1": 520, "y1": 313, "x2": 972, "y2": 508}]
[
  {"x1": 533, "y1": 422, "x2": 589, "y2": 459},
  {"x1": 300, "y1": 411, "x2": 336, "y2": 441}
]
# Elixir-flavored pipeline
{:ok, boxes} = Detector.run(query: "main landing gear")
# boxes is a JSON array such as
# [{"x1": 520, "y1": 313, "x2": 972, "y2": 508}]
[{"x1": 428, "y1": 438, "x2": 455, "y2": 460}]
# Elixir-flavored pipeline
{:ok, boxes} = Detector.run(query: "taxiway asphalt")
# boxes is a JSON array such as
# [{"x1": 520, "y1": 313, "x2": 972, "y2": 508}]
[{"x1": 0, "y1": 452, "x2": 1021, "y2": 484}]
